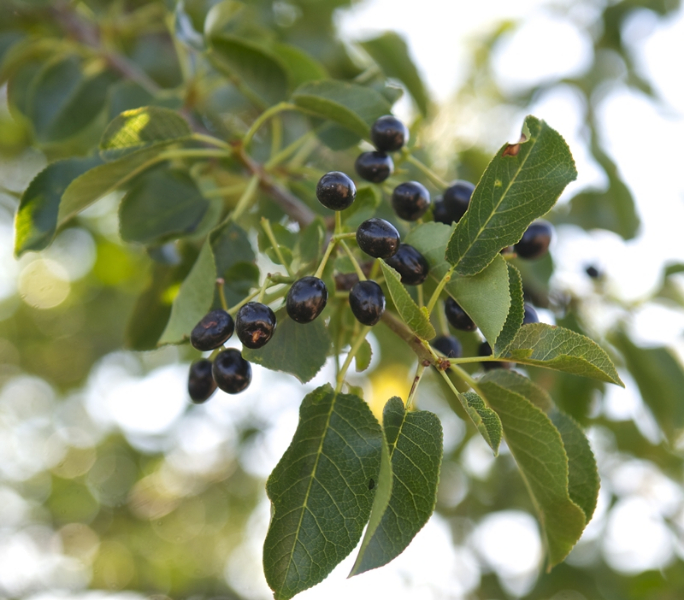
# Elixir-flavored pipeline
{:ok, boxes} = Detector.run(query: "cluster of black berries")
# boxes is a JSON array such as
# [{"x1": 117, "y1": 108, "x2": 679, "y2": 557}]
[{"x1": 187, "y1": 301, "x2": 276, "y2": 403}]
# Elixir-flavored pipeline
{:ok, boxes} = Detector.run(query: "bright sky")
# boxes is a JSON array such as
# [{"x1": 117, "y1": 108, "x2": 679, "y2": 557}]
[{"x1": 1, "y1": 0, "x2": 684, "y2": 598}]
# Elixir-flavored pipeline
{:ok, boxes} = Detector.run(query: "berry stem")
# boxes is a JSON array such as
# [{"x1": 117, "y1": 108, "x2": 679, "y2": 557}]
[
  {"x1": 158, "y1": 148, "x2": 230, "y2": 160},
  {"x1": 265, "y1": 130, "x2": 317, "y2": 169},
  {"x1": 437, "y1": 301, "x2": 450, "y2": 335},
  {"x1": 314, "y1": 238, "x2": 337, "y2": 279},
  {"x1": 231, "y1": 175, "x2": 260, "y2": 222},
  {"x1": 425, "y1": 265, "x2": 455, "y2": 316},
  {"x1": 334, "y1": 211, "x2": 343, "y2": 235},
  {"x1": 216, "y1": 278, "x2": 229, "y2": 311},
  {"x1": 417, "y1": 284, "x2": 424, "y2": 308},
  {"x1": 242, "y1": 102, "x2": 298, "y2": 148},
  {"x1": 339, "y1": 240, "x2": 366, "y2": 281},
  {"x1": 335, "y1": 325, "x2": 372, "y2": 393},
  {"x1": 406, "y1": 362, "x2": 426, "y2": 411},
  {"x1": 405, "y1": 154, "x2": 449, "y2": 189},
  {"x1": 261, "y1": 217, "x2": 294, "y2": 277}
]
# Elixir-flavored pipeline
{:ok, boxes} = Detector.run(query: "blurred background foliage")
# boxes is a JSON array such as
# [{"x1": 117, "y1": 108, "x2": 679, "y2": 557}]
[{"x1": 1, "y1": 0, "x2": 684, "y2": 598}]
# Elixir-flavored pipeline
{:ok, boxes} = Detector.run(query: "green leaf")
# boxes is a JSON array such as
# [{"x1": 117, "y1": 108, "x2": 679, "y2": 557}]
[
  {"x1": 446, "y1": 116, "x2": 577, "y2": 276},
  {"x1": 359, "y1": 32, "x2": 430, "y2": 116},
  {"x1": 292, "y1": 79, "x2": 391, "y2": 139},
  {"x1": 14, "y1": 156, "x2": 103, "y2": 256},
  {"x1": 503, "y1": 323, "x2": 623, "y2": 386},
  {"x1": 273, "y1": 43, "x2": 328, "y2": 90},
  {"x1": 294, "y1": 217, "x2": 325, "y2": 268},
  {"x1": 211, "y1": 222, "x2": 255, "y2": 275},
  {"x1": 344, "y1": 186, "x2": 382, "y2": 230},
  {"x1": 100, "y1": 106, "x2": 191, "y2": 160},
  {"x1": 209, "y1": 36, "x2": 288, "y2": 107},
  {"x1": 243, "y1": 312, "x2": 331, "y2": 383},
  {"x1": 355, "y1": 339, "x2": 372, "y2": 373},
  {"x1": 58, "y1": 140, "x2": 187, "y2": 227},
  {"x1": 222, "y1": 261, "x2": 260, "y2": 307},
  {"x1": 26, "y1": 56, "x2": 117, "y2": 143},
  {"x1": 457, "y1": 391, "x2": 503, "y2": 455},
  {"x1": 119, "y1": 168, "x2": 209, "y2": 244},
  {"x1": 350, "y1": 397, "x2": 443, "y2": 576},
  {"x1": 159, "y1": 240, "x2": 216, "y2": 345},
  {"x1": 478, "y1": 375, "x2": 586, "y2": 567},
  {"x1": 405, "y1": 221, "x2": 510, "y2": 345},
  {"x1": 494, "y1": 263, "x2": 524, "y2": 356},
  {"x1": 609, "y1": 329, "x2": 684, "y2": 441},
  {"x1": 481, "y1": 370, "x2": 598, "y2": 522},
  {"x1": 380, "y1": 261, "x2": 435, "y2": 340},
  {"x1": 263, "y1": 385, "x2": 383, "y2": 600}
]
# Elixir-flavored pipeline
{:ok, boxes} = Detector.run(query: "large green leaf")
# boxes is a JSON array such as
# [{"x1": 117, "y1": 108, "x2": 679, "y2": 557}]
[
  {"x1": 263, "y1": 385, "x2": 383, "y2": 600},
  {"x1": 610, "y1": 329, "x2": 684, "y2": 441},
  {"x1": 58, "y1": 140, "x2": 188, "y2": 227},
  {"x1": 26, "y1": 56, "x2": 117, "y2": 143},
  {"x1": 380, "y1": 261, "x2": 435, "y2": 340},
  {"x1": 446, "y1": 116, "x2": 577, "y2": 276},
  {"x1": 494, "y1": 263, "x2": 524, "y2": 356},
  {"x1": 100, "y1": 106, "x2": 191, "y2": 160},
  {"x1": 14, "y1": 156, "x2": 103, "y2": 256},
  {"x1": 359, "y1": 32, "x2": 430, "y2": 116},
  {"x1": 478, "y1": 375, "x2": 586, "y2": 566},
  {"x1": 243, "y1": 311, "x2": 331, "y2": 383},
  {"x1": 458, "y1": 391, "x2": 503, "y2": 455},
  {"x1": 211, "y1": 222, "x2": 257, "y2": 306},
  {"x1": 292, "y1": 80, "x2": 392, "y2": 139},
  {"x1": 405, "y1": 222, "x2": 510, "y2": 345},
  {"x1": 350, "y1": 397, "x2": 442, "y2": 575},
  {"x1": 209, "y1": 36, "x2": 288, "y2": 107},
  {"x1": 273, "y1": 43, "x2": 328, "y2": 90},
  {"x1": 159, "y1": 240, "x2": 216, "y2": 345},
  {"x1": 482, "y1": 370, "x2": 599, "y2": 522},
  {"x1": 503, "y1": 323, "x2": 623, "y2": 386}
]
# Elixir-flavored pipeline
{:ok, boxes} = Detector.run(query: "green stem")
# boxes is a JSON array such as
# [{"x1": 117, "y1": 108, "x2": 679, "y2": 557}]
[
  {"x1": 425, "y1": 265, "x2": 455, "y2": 315},
  {"x1": 437, "y1": 301, "x2": 450, "y2": 335},
  {"x1": 406, "y1": 362, "x2": 426, "y2": 411},
  {"x1": 406, "y1": 154, "x2": 449, "y2": 189},
  {"x1": 315, "y1": 239, "x2": 337, "y2": 279},
  {"x1": 339, "y1": 240, "x2": 366, "y2": 281},
  {"x1": 448, "y1": 362, "x2": 485, "y2": 398},
  {"x1": 203, "y1": 183, "x2": 247, "y2": 198},
  {"x1": 334, "y1": 211, "x2": 343, "y2": 235},
  {"x1": 333, "y1": 232, "x2": 357, "y2": 240},
  {"x1": 158, "y1": 148, "x2": 229, "y2": 160},
  {"x1": 271, "y1": 115, "x2": 282, "y2": 157},
  {"x1": 261, "y1": 217, "x2": 294, "y2": 277},
  {"x1": 216, "y1": 279, "x2": 228, "y2": 311},
  {"x1": 191, "y1": 133, "x2": 233, "y2": 150},
  {"x1": 336, "y1": 325, "x2": 372, "y2": 393},
  {"x1": 417, "y1": 284, "x2": 424, "y2": 308},
  {"x1": 243, "y1": 102, "x2": 298, "y2": 148},
  {"x1": 231, "y1": 175, "x2": 260, "y2": 222},
  {"x1": 265, "y1": 130, "x2": 317, "y2": 169}
]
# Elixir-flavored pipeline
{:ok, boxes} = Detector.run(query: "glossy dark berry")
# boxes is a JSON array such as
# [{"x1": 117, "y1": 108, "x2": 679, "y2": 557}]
[
  {"x1": 384, "y1": 244, "x2": 429, "y2": 285},
  {"x1": 585, "y1": 265, "x2": 601, "y2": 279},
  {"x1": 236, "y1": 302, "x2": 277, "y2": 349},
  {"x1": 431, "y1": 335, "x2": 462, "y2": 359},
  {"x1": 522, "y1": 303, "x2": 539, "y2": 325},
  {"x1": 391, "y1": 181, "x2": 430, "y2": 221},
  {"x1": 478, "y1": 341, "x2": 511, "y2": 371},
  {"x1": 515, "y1": 220, "x2": 553, "y2": 259},
  {"x1": 370, "y1": 115, "x2": 408, "y2": 152},
  {"x1": 349, "y1": 280, "x2": 385, "y2": 326},
  {"x1": 212, "y1": 349, "x2": 252, "y2": 394},
  {"x1": 442, "y1": 180, "x2": 475, "y2": 224},
  {"x1": 444, "y1": 297, "x2": 477, "y2": 331},
  {"x1": 188, "y1": 359, "x2": 217, "y2": 403},
  {"x1": 286, "y1": 276, "x2": 328, "y2": 324},
  {"x1": 316, "y1": 171, "x2": 356, "y2": 211},
  {"x1": 190, "y1": 309, "x2": 234, "y2": 351},
  {"x1": 356, "y1": 218, "x2": 401, "y2": 259},
  {"x1": 355, "y1": 151, "x2": 393, "y2": 183},
  {"x1": 432, "y1": 198, "x2": 450, "y2": 225}
]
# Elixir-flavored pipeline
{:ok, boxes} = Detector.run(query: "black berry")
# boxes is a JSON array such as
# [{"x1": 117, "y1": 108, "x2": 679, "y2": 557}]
[
  {"x1": 515, "y1": 220, "x2": 553, "y2": 259},
  {"x1": 522, "y1": 303, "x2": 539, "y2": 325},
  {"x1": 349, "y1": 280, "x2": 385, "y2": 326},
  {"x1": 370, "y1": 115, "x2": 408, "y2": 152},
  {"x1": 355, "y1": 151, "x2": 393, "y2": 183},
  {"x1": 444, "y1": 297, "x2": 477, "y2": 331},
  {"x1": 356, "y1": 218, "x2": 401, "y2": 259},
  {"x1": 585, "y1": 265, "x2": 601, "y2": 279},
  {"x1": 385, "y1": 244, "x2": 429, "y2": 285},
  {"x1": 190, "y1": 309, "x2": 235, "y2": 351},
  {"x1": 286, "y1": 276, "x2": 328, "y2": 324},
  {"x1": 391, "y1": 181, "x2": 430, "y2": 221},
  {"x1": 442, "y1": 180, "x2": 475, "y2": 224},
  {"x1": 188, "y1": 359, "x2": 217, "y2": 403},
  {"x1": 316, "y1": 171, "x2": 356, "y2": 211},
  {"x1": 478, "y1": 341, "x2": 511, "y2": 371},
  {"x1": 432, "y1": 335, "x2": 462, "y2": 358},
  {"x1": 212, "y1": 349, "x2": 252, "y2": 394},
  {"x1": 236, "y1": 302, "x2": 277, "y2": 349},
  {"x1": 432, "y1": 198, "x2": 450, "y2": 225}
]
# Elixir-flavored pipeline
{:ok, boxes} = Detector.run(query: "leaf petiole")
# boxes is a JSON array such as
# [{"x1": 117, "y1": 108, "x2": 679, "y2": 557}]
[
  {"x1": 336, "y1": 325, "x2": 372, "y2": 393},
  {"x1": 261, "y1": 217, "x2": 294, "y2": 277},
  {"x1": 243, "y1": 102, "x2": 299, "y2": 148}
]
